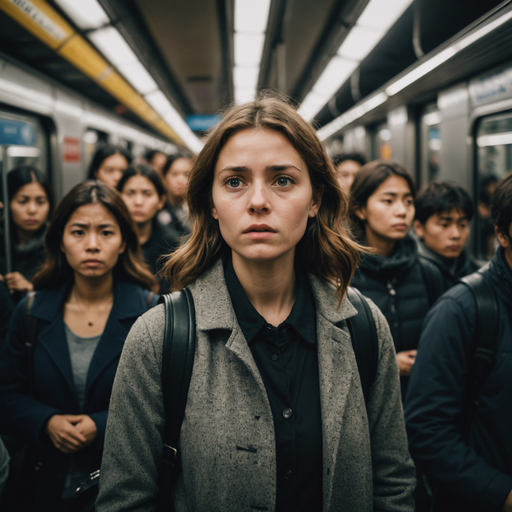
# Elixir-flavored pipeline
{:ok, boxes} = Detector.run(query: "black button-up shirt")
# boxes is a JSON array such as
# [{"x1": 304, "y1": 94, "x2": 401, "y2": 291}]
[{"x1": 224, "y1": 258, "x2": 323, "y2": 512}]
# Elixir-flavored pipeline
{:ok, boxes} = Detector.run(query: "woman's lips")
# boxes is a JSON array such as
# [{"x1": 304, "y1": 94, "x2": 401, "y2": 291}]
[
  {"x1": 84, "y1": 260, "x2": 101, "y2": 267},
  {"x1": 243, "y1": 224, "x2": 277, "y2": 239}
]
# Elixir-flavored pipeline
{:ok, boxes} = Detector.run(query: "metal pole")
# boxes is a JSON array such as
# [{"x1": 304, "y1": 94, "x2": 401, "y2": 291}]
[{"x1": 0, "y1": 146, "x2": 12, "y2": 274}]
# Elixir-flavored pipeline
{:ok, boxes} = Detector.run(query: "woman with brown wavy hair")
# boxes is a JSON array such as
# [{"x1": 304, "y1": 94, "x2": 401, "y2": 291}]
[
  {"x1": 97, "y1": 97, "x2": 415, "y2": 512},
  {"x1": 0, "y1": 180, "x2": 158, "y2": 511}
]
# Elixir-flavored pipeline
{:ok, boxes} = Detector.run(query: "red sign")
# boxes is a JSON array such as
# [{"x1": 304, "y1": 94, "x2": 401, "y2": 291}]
[{"x1": 63, "y1": 137, "x2": 81, "y2": 162}]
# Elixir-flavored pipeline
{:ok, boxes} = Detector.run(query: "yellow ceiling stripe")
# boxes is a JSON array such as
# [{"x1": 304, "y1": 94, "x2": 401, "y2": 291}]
[{"x1": 0, "y1": 0, "x2": 183, "y2": 145}]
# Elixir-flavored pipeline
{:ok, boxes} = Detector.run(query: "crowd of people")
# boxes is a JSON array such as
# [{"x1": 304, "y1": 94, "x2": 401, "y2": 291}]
[{"x1": 0, "y1": 96, "x2": 510, "y2": 512}]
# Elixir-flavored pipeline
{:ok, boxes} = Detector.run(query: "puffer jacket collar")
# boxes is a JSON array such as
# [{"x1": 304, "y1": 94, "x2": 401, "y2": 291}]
[
  {"x1": 190, "y1": 257, "x2": 358, "y2": 333},
  {"x1": 417, "y1": 239, "x2": 475, "y2": 279},
  {"x1": 359, "y1": 234, "x2": 417, "y2": 278}
]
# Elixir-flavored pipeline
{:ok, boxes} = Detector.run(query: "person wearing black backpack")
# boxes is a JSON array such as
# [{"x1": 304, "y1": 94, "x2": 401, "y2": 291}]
[
  {"x1": 404, "y1": 171, "x2": 512, "y2": 512},
  {"x1": 96, "y1": 97, "x2": 415, "y2": 512},
  {"x1": 348, "y1": 161, "x2": 444, "y2": 398}
]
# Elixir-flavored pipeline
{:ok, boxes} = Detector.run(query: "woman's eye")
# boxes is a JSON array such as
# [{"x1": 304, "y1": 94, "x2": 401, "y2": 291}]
[
  {"x1": 227, "y1": 178, "x2": 243, "y2": 188},
  {"x1": 72, "y1": 230, "x2": 83, "y2": 236},
  {"x1": 102, "y1": 230, "x2": 113, "y2": 236},
  {"x1": 275, "y1": 177, "x2": 293, "y2": 188}
]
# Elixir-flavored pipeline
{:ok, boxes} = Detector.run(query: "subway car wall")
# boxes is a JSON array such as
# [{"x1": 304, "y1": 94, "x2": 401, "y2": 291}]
[
  {"x1": 0, "y1": 53, "x2": 176, "y2": 202},
  {"x1": 326, "y1": 61, "x2": 512, "y2": 260}
]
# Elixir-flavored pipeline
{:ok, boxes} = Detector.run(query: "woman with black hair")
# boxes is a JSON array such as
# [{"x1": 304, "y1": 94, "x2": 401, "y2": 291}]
[
  {"x1": 0, "y1": 165, "x2": 53, "y2": 301},
  {"x1": 87, "y1": 145, "x2": 131, "y2": 189},
  {"x1": 144, "y1": 149, "x2": 167, "y2": 176},
  {"x1": 349, "y1": 160, "x2": 442, "y2": 396},
  {"x1": 118, "y1": 164, "x2": 180, "y2": 292},
  {"x1": 0, "y1": 180, "x2": 158, "y2": 511},
  {"x1": 158, "y1": 154, "x2": 192, "y2": 236}
]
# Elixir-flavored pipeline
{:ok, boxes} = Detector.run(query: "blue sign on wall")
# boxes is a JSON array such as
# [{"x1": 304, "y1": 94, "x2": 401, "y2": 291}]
[
  {"x1": 0, "y1": 119, "x2": 36, "y2": 146},
  {"x1": 186, "y1": 115, "x2": 220, "y2": 131}
]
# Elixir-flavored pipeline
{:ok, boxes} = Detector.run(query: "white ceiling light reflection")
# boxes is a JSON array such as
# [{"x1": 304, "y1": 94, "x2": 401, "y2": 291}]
[{"x1": 53, "y1": 0, "x2": 109, "y2": 30}]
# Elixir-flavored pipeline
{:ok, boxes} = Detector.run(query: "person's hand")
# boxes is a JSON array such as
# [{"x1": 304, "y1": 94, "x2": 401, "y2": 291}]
[
  {"x1": 45, "y1": 414, "x2": 87, "y2": 454},
  {"x1": 503, "y1": 489, "x2": 512, "y2": 512},
  {"x1": 4, "y1": 272, "x2": 33, "y2": 294},
  {"x1": 66, "y1": 414, "x2": 98, "y2": 447},
  {"x1": 396, "y1": 350, "x2": 417, "y2": 377}
]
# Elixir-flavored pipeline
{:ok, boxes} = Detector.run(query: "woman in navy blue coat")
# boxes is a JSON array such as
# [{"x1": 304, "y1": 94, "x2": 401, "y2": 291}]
[{"x1": 0, "y1": 180, "x2": 158, "y2": 511}]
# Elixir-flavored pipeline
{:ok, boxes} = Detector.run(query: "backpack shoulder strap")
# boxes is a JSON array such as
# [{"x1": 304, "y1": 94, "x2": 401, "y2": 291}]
[
  {"x1": 157, "y1": 288, "x2": 196, "y2": 511},
  {"x1": 24, "y1": 291, "x2": 37, "y2": 396},
  {"x1": 459, "y1": 268, "x2": 499, "y2": 429},
  {"x1": 346, "y1": 287, "x2": 379, "y2": 406},
  {"x1": 418, "y1": 256, "x2": 445, "y2": 306}
]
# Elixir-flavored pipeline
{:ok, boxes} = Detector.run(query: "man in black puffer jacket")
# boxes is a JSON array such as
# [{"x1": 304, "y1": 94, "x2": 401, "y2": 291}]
[{"x1": 405, "y1": 172, "x2": 512, "y2": 512}]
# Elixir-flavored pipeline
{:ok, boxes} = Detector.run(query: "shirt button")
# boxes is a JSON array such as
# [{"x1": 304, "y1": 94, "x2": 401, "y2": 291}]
[
  {"x1": 280, "y1": 328, "x2": 288, "y2": 337},
  {"x1": 389, "y1": 289, "x2": 396, "y2": 296},
  {"x1": 284, "y1": 469, "x2": 293, "y2": 480},
  {"x1": 271, "y1": 353, "x2": 279, "y2": 361},
  {"x1": 282, "y1": 408, "x2": 293, "y2": 419}
]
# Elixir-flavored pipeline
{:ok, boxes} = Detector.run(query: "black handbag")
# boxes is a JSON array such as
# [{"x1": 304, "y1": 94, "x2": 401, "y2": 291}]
[{"x1": 69, "y1": 289, "x2": 196, "y2": 512}]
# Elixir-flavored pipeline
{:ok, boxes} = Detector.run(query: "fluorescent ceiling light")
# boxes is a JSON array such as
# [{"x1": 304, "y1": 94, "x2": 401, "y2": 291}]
[
  {"x1": 235, "y1": 87, "x2": 257, "y2": 104},
  {"x1": 357, "y1": 0, "x2": 412, "y2": 31},
  {"x1": 317, "y1": 92, "x2": 388, "y2": 140},
  {"x1": 54, "y1": 0, "x2": 109, "y2": 31},
  {"x1": 118, "y1": 62, "x2": 158, "y2": 95},
  {"x1": 89, "y1": 26, "x2": 138, "y2": 67},
  {"x1": 7, "y1": 146, "x2": 40, "y2": 157},
  {"x1": 301, "y1": 0, "x2": 413, "y2": 121},
  {"x1": 234, "y1": 66, "x2": 259, "y2": 89},
  {"x1": 235, "y1": 0, "x2": 271, "y2": 33},
  {"x1": 338, "y1": 26, "x2": 384, "y2": 61},
  {"x1": 234, "y1": 33, "x2": 266, "y2": 67},
  {"x1": 477, "y1": 132, "x2": 512, "y2": 147},
  {"x1": 145, "y1": 91, "x2": 173, "y2": 113},
  {"x1": 387, "y1": 10, "x2": 512, "y2": 96},
  {"x1": 314, "y1": 58, "x2": 358, "y2": 98},
  {"x1": 162, "y1": 109, "x2": 204, "y2": 154},
  {"x1": 299, "y1": 91, "x2": 329, "y2": 120}
]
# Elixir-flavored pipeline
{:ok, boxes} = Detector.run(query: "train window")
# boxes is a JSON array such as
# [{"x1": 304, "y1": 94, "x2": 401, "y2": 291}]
[
  {"x1": 0, "y1": 110, "x2": 48, "y2": 175},
  {"x1": 372, "y1": 122, "x2": 392, "y2": 160},
  {"x1": 475, "y1": 112, "x2": 512, "y2": 259},
  {"x1": 420, "y1": 108, "x2": 442, "y2": 186}
]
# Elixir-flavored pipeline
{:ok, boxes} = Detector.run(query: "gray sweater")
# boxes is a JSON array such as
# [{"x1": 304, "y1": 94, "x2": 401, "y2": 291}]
[{"x1": 97, "y1": 259, "x2": 415, "y2": 512}]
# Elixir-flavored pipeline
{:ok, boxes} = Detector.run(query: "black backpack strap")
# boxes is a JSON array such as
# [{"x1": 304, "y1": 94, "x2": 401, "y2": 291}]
[
  {"x1": 459, "y1": 269, "x2": 499, "y2": 433},
  {"x1": 157, "y1": 288, "x2": 196, "y2": 512},
  {"x1": 418, "y1": 256, "x2": 445, "y2": 307},
  {"x1": 346, "y1": 287, "x2": 379, "y2": 405},
  {"x1": 24, "y1": 291, "x2": 37, "y2": 396}
]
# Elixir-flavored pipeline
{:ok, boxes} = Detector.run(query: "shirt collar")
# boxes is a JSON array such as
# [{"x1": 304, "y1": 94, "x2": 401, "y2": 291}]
[{"x1": 223, "y1": 256, "x2": 316, "y2": 345}]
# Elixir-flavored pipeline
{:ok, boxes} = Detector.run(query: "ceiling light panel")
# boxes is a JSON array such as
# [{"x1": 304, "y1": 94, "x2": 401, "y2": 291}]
[
  {"x1": 313, "y1": 58, "x2": 358, "y2": 98},
  {"x1": 234, "y1": 33, "x2": 266, "y2": 67},
  {"x1": 53, "y1": 0, "x2": 109, "y2": 31},
  {"x1": 89, "y1": 26, "x2": 138, "y2": 67},
  {"x1": 338, "y1": 26, "x2": 384, "y2": 61},
  {"x1": 118, "y1": 61, "x2": 158, "y2": 95},
  {"x1": 357, "y1": 0, "x2": 412, "y2": 31},
  {"x1": 234, "y1": 66, "x2": 259, "y2": 89},
  {"x1": 235, "y1": 0, "x2": 271, "y2": 33},
  {"x1": 145, "y1": 91, "x2": 173, "y2": 114}
]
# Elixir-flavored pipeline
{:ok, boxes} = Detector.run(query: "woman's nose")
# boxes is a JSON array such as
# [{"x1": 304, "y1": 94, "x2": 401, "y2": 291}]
[{"x1": 248, "y1": 182, "x2": 270, "y2": 213}]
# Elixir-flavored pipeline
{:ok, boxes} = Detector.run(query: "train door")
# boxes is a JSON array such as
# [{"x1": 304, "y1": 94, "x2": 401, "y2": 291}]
[
  {"x1": 0, "y1": 110, "x2": 49, "y2": 175},
  {"x1": 419, "y1": 106, "x2": 442, "y2": 187},
  {"x1": 83, "y1": 128, "x2": 109, "y2": 175},
  {"x1": 474, "y1": 111, "x2": 512, "y2": 259}
]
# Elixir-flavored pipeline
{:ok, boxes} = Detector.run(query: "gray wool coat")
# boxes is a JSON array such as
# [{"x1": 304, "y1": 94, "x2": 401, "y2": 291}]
[{"x1": 96, "y1": 259, "x2": 416, "y2": 512}]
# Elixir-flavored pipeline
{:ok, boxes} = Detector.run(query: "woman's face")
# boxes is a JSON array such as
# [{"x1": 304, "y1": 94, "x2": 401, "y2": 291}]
[
  {"x1": 356, "y1": 174, "x2": 414, "y2": 242},
  {"x1": 150, "y1": 152, "x2": 167, "y2": 175},
  {"x1": 211, "y1": 128, "x2": 321, "y2": 265},
  {"x1": 10, "y1": 181, "x2": 50, "y2": 234},
  {"x1": 95, "y1": 153, "x2": 129, "y2": 188},
  {"x1": 165, "y1": 158, "x2": 190, "y2": 200},
  {"x1": 121, "y1": 175, "x2": 165, "y2": 226},
  {"x1": 61, "y1": 203, "x2": 126, "y2": 280}
]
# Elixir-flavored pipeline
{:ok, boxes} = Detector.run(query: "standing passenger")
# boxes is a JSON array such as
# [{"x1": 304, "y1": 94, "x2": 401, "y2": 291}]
[
  {"x1": 349, "y1": 161, "x2": 442, "y2": 395},
  {"x1": 405, "y1": 172, "x2": 512, "y2": 512},
  {"x1": 0, "y1": 181, "x2": 158, "y2": 511},
  {"x1": 413, "y1": 181, "x2": 480, "y2": 291},
  {"x1": 158, "y1": 154, "x2": 192, "y2": 236},
  {"x1": 117, "y1": 164, "x2": 180, "y2": 292},
  {"x1": 0, "y1": 166, "x2": 53, "y2": 302},
  {"x1": 332, "y1": 152, "x2": 366, "y2": 194},
  {"x1": 97, "y1": 97, "x2": 415, "y2": 512},
  {"x1": 87, "y1": 145, "x2": 131, "y2": 189},
  {"x1": 145, "y1": 149, "x2": 168, "y2": 177}
]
